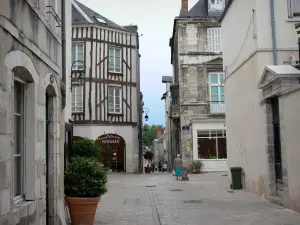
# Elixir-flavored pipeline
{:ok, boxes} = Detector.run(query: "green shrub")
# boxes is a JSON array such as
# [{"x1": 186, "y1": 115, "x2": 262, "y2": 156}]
[
  {"x1": 64, "y1": 156, "x2": 108, "y2": 197},
  {"x1": 73, "y1": 138, "x2": 100, "y2": 159}
]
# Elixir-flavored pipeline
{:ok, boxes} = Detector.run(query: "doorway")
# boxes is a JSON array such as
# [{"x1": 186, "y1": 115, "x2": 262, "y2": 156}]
[
  {"x1": 271, "y1": 96, "x2": 283, "y2": 193},
  {"x1": 96, "y1": 134, "x2": 126, "y2": 172},
  {"x1": 45, "y1": 92, "x2": 50, "y2": 225}
]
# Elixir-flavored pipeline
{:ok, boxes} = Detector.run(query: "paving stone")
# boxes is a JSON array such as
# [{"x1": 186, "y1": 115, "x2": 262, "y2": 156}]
[{"x1": 94, "y1": 172, "x2": 300, "y2": 225}]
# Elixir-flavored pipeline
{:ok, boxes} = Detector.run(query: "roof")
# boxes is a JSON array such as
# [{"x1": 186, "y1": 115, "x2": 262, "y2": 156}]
[
  {"x1": 180, "y1": 0, "x2": 228, "y2": 19},
  {"x1": 72, "y1": 0, "x2": 128, "y2": 32}
]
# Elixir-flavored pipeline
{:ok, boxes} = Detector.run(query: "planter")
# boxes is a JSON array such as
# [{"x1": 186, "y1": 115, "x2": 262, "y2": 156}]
[
  {"x1": 66, "y1": 196, "x2": 100, "y2": 225},
  {"x1": 145, "y1": 167, "x2": 152, "y2": 173},
  {"x1": 195, "y1": 170, "x2": 201, "y2": 174}
]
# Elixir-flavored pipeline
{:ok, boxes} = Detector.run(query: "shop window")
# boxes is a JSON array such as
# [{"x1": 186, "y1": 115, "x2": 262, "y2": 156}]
[{"x1": 197, "y1": 129, "x2": 227, "y2": 159}]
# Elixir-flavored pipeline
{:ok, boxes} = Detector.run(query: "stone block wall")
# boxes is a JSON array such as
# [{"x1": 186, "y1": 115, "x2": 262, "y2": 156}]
[{"x1": 0, "y1": 1, "x2": 67, "y2": 224}]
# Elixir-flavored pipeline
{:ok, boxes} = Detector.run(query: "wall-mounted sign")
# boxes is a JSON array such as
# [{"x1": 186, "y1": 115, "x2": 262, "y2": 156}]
[
  {"x1": 96, "y1": 134, "x2": 124, "y2": 146},
  {"x1": 182, "y1": 126, "x2": 190, "y2": 131}
]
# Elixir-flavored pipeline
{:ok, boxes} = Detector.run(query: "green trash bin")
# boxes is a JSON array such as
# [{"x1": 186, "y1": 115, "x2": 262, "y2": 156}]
[{"x1": 230, "y1": 167, "x2": 242, "y2": 190}]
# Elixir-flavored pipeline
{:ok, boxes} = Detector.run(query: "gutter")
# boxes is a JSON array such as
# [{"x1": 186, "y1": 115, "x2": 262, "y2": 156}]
[
  {"x1": 61, "y1": 0, "x2": 66, "y2": 109},
  {"x1": 270, "y1": 0, "x2": 278, "y2": 65}
]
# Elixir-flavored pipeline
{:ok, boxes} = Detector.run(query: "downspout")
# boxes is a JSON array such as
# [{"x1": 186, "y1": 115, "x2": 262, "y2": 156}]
[
  {"x1": 61, "y1": 0, "x2": 67, "y2": 109},
  {"x1": 270, "y1": 0, "x2": 278, "y2": 65}
]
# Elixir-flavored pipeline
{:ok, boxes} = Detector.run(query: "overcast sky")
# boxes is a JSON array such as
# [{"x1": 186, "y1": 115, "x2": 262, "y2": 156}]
[{"x1": 78, "y1": 0, "x2": 198, "y2": 125}]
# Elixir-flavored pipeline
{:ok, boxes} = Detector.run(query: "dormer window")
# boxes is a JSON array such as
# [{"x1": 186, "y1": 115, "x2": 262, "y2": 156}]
[
  {"x1": 208, "y1": 0, "x2": 225, "y2": 11},
  {"x1": 95, "y1": 17, "x2": 106, "y2": 23}
]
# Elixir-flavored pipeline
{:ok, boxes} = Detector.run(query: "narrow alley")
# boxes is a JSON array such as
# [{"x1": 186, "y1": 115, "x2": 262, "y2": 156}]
[{"x1": 94, "y1": 173, "x2": 300, "y2": 225}]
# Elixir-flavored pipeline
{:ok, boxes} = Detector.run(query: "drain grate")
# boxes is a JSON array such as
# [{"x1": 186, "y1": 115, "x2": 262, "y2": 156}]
[
  {"x1": 227, "y1": 191, "x2": 234, "y2": 193},
  {"x1": 183, "y1": 200, "x2": 203, "y2": 204},
  {"x1": 145, "y1": 185, "x2": 156, "y2": 187},
  {"x1": 222, "y1": 174, "x2": 228, "y2": 176},
  {"x1": 169, "y1": 188, "x2": 183, "y2": 191}
]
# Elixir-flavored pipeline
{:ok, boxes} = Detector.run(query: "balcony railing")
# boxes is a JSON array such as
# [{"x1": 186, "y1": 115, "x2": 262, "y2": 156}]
[{"x1": 209, "y1": 101, "x2": 225, "y2": 114}]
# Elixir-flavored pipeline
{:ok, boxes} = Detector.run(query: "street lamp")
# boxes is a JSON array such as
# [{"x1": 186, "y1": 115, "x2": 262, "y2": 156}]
[
  {"x1": 143, "y1": 107, "x2": 149, "y2": 121},
  {"x1": 70, "y1": 60, "x2": 85, "y2": 91}
]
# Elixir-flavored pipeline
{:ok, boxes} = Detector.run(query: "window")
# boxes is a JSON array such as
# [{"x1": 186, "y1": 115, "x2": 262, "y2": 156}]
[
  {"x1": 208, "y1": 0, "x2": 225, "y2": 11},
  {"x1": 108, "y1": 86, "x2": 121, "y2": 113},
  {"x1": 288, "y1": 0, "x2": 300, "y2": 18},
  {"x1": 95, "y1": 17, "x2": 106, "y2": 23},
  {"x1": 72, "y1": 85, "x2": 83, "y2": 112},
  {"x1": 207, "y1": 27, "x2": 222, "y2": 53},
  {"x1": 108, "y1": 47, "x2": 122, "y2": 73},
  {"x1": 209, "y1": 73, "x2": 224, "y2": 103},
  {"x1": 72, "y1": 44, "x2": 84, "y2": 70},
  {"x1": 197, "y1": 130, "x2": 227, "y2": 159},
  {"x1": 14, "y1": 80, "x2": 25, "y2": 201}
]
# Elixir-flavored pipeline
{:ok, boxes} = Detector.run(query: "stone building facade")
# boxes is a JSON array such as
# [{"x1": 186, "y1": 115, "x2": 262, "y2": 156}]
[
  {"x1": 221, "y1": 0, "x2": 300, "y2": 212},
  {"x1": 169, "y1": 0, "x2": 227, "y2": 171},
  {"x1": 0, "y1": 0, "x2": 71, "y2": 224}
]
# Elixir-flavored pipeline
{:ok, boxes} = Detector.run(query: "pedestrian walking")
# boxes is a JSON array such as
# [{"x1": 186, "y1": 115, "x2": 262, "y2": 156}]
[
  {"x1": 151, "y1": 161, "x2": 155, "y2": 173},
  {"x1": 174, "y1": 154, "x2": 182, "y2": 181},
  {"x1": 158, "y1": 161, "x2": 162, "y2": 172}
]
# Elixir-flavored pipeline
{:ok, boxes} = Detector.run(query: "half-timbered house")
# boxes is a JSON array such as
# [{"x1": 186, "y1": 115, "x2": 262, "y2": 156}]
[{"x1": 71, "y1": 0, "x2": 142, "y2": 173}]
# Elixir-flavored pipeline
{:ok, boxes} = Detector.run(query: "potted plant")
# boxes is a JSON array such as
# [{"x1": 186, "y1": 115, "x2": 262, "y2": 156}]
[
  {"x1": 144, "y1": 151, "x2": 154, "y2": 173},
  {"x1": 65, "y1": 156, "x2": 108, "y2": 225},
  {"x1": 191, "y1": 160, "x2": 203, "y2": 174}
]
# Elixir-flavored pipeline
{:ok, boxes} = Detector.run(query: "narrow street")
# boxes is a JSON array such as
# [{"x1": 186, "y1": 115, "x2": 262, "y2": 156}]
[{"x1": 94, "y1": 173, "x2": 300, "y2": 225}]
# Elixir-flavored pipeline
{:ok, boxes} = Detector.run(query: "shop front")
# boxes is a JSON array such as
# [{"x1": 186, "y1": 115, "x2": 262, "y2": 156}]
[{"x1": 192, "y1": 119, "x2": 228, "y2": 172}]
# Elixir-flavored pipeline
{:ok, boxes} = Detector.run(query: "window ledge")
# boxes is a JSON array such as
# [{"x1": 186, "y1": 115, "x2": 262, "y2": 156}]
[
  {"x1": 197, "y1": 159, "x2": 227, "y2": 161},
  {"x1": 14, "y1": 200, "x2": 34, "y2": 209},
  {"x1": 108, "y1": 113, "x2": 123, "y2": 116},
  {"x1": 108, "y1": 72, "x2": 123, "y2": 76},
  {"x1": 286, "y1": 17, "x2": 300, "y2": 22}
]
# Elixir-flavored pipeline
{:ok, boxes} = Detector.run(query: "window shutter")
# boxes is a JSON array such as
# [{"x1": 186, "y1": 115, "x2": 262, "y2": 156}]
[{"x1": 207, "y1": 28, "x2": 221, "y2": 53}]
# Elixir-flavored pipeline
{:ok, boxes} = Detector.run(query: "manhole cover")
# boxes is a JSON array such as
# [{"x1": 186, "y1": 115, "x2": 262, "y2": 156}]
[
  {"x1": 183, "y1": 200, "x2": 203, "y2": 204},
  {"x1": 169, "y1": 189, "x2": 183, "y2": 191},
  {"x1": 227, "y1": 191, "x2": 234, "y2": 193},
  {"x1": 145, "y1": 185, "x2": 156, "y2": 187}
]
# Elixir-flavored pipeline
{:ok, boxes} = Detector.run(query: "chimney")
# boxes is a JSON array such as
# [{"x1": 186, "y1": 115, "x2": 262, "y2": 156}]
[
  {"x1": 156, "y1": 127, "x2": 163, "y2": 139},
  {"x1": 181, "y1": 0, "x2": 188, "y2": 15}
]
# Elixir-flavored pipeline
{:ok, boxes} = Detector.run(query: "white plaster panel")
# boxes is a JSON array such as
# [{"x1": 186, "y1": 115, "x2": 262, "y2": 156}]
[{"x1": 73, "y1": 125, "x2": 139, "y2": 173}]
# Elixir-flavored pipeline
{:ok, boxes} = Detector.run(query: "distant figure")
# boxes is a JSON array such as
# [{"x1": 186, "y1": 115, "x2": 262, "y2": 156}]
[
  {"x1": 174, "y1": 154, "x2": 182, "y2": 181},
  {"x1": 151, "y1": 161, "x2": 155, "y2": 173},
  {"x1": 158, "y1": 161, "x2": 162, "y2": 172},
  {"x1": 162, "y1": 161, "x2": 168, "y2": 172}
]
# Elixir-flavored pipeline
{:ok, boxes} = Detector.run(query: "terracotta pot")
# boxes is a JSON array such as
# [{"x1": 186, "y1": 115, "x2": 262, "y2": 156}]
[
  {"x1": 65, "y1": 196, "x2": 100, "y2": 225},
  {"x1": 195, "y1": 170, "x2": 201, "y2": 174},
  {"x1": 145, "y1": 167, "x2": 151, "y2": 173}
]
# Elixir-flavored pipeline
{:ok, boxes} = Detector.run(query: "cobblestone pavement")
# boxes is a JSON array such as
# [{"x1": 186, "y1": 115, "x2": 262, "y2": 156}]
[{"x1": 94, "y1": 172, "x2": 300, "y2": 225}]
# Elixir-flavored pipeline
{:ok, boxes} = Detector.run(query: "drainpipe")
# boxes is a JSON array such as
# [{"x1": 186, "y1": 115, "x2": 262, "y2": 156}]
[
  {"x1": 61, "y1": 0, "x2": 67, "y2": 109},
  {"x1": 270, "y1": 0, "x2": 278, "y2": 65}
]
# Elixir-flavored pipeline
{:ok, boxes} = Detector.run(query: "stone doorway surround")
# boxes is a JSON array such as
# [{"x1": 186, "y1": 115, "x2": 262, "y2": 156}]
[{"x1": 258, "y1": 65, "x2": 300, "y2": 207}]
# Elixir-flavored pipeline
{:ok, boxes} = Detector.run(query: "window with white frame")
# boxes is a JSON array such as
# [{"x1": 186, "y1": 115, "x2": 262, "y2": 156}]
[
  {"x1": 13, "y1": 79, "x2": 25, "y2": 201},
  {"x1": 209, "y1": 72, "x2": 224, "y2": 103},
  {"x1": 72, "y1": 44, "x2": 84, "y2": 70},
  {"x1": 72, "y1": 85, "x2": 84, "y2": 112},
  {"x1": 288, "y1": 0, "x2": 300, "y2": 18},
  {"x1": 197, "y1": 130, "x2": 227, "y2": 159},
  {"x1": 207, "y1": 27, "x2": 222, "y2": 53},
  {"x1": 108, "y1": 47, "x2": 122, "y2": 73},
  {"x1": 108, "y1": 86, "x2": 121, "y2": 113}
]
